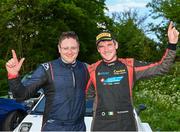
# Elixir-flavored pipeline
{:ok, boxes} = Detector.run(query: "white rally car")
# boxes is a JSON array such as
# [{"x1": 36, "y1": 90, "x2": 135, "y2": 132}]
[{"x1": 14, "y1": 94, "x2": 152, "y2": 132}]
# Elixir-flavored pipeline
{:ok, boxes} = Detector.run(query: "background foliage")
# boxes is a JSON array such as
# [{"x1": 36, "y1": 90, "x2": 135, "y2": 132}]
[
  {"x1": 0, "y1": 0, "x2": 179, "y2": 130},
  {"x1": 134, "y1": 62, "x2": 180, "y2": 131}
]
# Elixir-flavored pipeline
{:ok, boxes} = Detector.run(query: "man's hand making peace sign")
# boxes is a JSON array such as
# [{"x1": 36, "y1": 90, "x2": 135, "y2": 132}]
[{"x1": 6, "y1": 50, "x2": 25, "y2": 76}]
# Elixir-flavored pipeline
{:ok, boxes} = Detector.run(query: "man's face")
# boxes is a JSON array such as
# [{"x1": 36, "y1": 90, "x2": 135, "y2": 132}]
[
  {"x1": 58, "y1": 38, "x2": 79, "y2": 64},
  {"x1": 97, "y1": 40, "x2": 118, "y2": 63}
]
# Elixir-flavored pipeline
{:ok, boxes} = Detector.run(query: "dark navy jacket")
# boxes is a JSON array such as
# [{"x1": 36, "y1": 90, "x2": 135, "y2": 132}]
[{"x1": 8, "y1": 58, "x2": 89, "y2": 127}]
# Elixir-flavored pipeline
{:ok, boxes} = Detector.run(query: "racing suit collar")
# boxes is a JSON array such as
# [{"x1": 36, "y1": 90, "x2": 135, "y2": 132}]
[
  {"x1": 59, "y1": 57, "x2": 77, "y2": 68},
  {"x1": 103, "y1": 59, "x2": 119, "y2": 67}
]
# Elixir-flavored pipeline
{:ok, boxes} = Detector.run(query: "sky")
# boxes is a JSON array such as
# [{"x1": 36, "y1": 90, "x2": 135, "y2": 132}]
[
  {"x1": 105, "y1": 0, "x2": 150, "y2": 13},
  {"x1": 105, "y1": 0, "x2": 163, "y2": 41}
]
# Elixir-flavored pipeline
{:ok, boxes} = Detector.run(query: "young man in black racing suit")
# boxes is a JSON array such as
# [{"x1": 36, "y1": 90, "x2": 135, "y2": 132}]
[
  {"x1": 6, "y1": 31, "x2": 89, "y2": 131},
  {"x1": 86, "y1": 21, "x2": 179, "y2": 131}
]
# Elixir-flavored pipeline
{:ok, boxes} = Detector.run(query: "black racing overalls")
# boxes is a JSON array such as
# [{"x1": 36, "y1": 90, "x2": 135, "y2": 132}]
[{"x1": 87, "y1": 44, "x2": 176, "y2": 131}]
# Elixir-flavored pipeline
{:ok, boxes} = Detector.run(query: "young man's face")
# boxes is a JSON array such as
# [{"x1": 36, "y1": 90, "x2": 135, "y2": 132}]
[
  {"x1": 58, "y1": 38, "x2": 79, "y2": 64},
  {"x1": 97, "y1": 40, "x2": 118, "y2": 63}
]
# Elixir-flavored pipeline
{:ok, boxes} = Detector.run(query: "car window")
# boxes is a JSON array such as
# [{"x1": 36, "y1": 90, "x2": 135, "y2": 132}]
[
  {"x1": 32, "y1": 96, "x2": 94, "y2": 116},
  {"x1": 31, "y1": 96, "x2": 45, "y2": 114}
]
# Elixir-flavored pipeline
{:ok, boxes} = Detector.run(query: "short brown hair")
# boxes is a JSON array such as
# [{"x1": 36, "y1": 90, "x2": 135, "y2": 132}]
[{"x1": 58, "y1": 31, "x2": 79, "y2": 45}]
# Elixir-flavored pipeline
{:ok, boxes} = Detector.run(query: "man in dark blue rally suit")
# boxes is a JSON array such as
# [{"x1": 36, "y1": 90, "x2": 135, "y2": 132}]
[
  {"x1": 86, "y1": 21, "x2": 179, "y2": 131},
  {"x1": 6, "y1": 31, "x2": 89, "y2": 131}
]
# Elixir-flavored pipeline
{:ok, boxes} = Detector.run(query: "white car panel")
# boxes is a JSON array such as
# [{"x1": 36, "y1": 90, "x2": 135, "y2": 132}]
[{"x1": 14, "y1": 95, "x2": 152, "y2": 132}]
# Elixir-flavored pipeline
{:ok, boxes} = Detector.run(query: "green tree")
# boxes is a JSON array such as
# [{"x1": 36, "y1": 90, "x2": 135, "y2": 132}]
[
  {"x1": 0, "y1": 0, "x2": 108, "y2": 95},
  {"x1": 147, "y1": 0, "x2": 180, "y2": 49},
  {"x1": 107, "y1": 10, "x2": 160, "y2": 61}
]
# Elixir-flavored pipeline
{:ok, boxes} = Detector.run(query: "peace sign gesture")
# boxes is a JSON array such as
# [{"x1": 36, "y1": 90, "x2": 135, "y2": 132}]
[
  {"x1": 6, "y1": 50, "x2": 25, "y2": 75},
  {"x1": 168, "y1": 21, "x2": 179, "y2": 44}
]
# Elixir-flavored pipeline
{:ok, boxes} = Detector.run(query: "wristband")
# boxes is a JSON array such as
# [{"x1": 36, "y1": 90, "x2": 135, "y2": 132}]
[
  {"x1": 8, "y1": 73, "x2": 18, "y2": 79},
  {"x1": 168, "y1": 43, "x2": 177, "y2": 50}
]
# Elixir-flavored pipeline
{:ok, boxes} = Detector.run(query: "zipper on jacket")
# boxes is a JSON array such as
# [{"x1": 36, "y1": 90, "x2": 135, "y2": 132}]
[{"x1": 71, "y1": 67, "x2": 76, "y2": 88}]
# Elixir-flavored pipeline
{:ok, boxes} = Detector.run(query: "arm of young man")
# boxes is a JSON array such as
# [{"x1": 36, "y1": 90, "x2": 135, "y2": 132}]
[
  {"x1": 134, "y1": 21, "x2": 179, "y2": 80},
  {"x1": 134, "y1": 44, "x2": 176, "y2": 80}
]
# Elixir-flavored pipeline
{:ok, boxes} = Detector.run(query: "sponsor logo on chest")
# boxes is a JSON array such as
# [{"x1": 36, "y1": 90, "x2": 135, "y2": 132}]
[
  {"x1": 113, "y1": 69, "x2": 126, "y2": 75},
  {"x1": 98, "y1": 68, "x2": 127, "y2": 85},
  {"x1": 100, "y1": 76, "x2": 123, "y2": 85}
]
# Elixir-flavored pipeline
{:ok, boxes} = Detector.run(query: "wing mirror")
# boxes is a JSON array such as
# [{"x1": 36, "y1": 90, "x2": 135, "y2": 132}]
[{"x1": 136, "y1": 104, "x2": 147, "y2": 115}]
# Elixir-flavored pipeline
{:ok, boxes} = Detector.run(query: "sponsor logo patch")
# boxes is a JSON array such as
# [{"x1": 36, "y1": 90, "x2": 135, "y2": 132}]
[
  {"x1": 113, "y1": 69, "x2": 126, "y2": 75},
  {"x1": 98, "y1": 72, "x2": 109, "y2": 76},
  {"x1": 42, "y1": 63, "x2": 49, "y2": 71},
  {"x1": 101, "y1": 76, "x2": 123, "y2": 85}
]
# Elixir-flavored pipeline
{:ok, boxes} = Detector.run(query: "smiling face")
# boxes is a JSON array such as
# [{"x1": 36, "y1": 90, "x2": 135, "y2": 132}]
[
  {"x1": 97, "y1": 40, "x2": 118, "y2": 63},
  {"x1": 58, "y1": 38, "x2": 79, "y2": 64}
]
